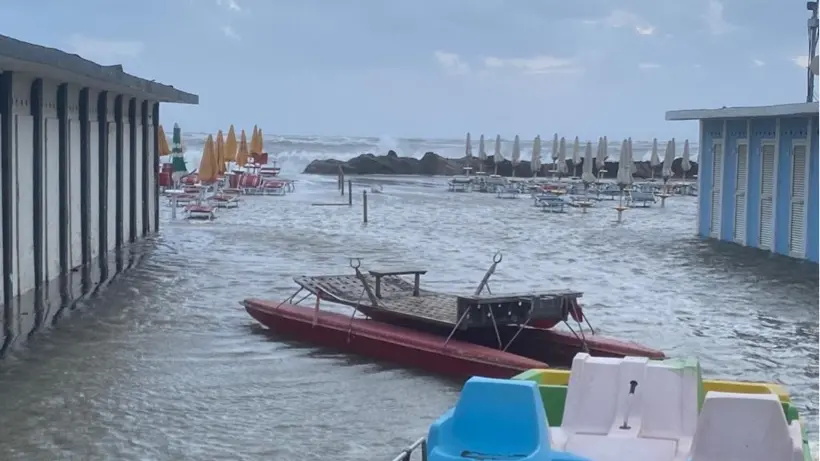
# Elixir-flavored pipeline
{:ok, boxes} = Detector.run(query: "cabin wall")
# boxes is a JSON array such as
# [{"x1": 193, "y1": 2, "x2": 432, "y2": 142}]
[
  {"x1": 694, "y1": 113, "x2": 817, "y2": 262},
  {"x1": 0, "y1": 70, "x2": 163, "y2": 353},
  {"x1": 807, "y1": 116, "x2": 819, "y2": 263},
  {"x1": 697, "y1": 120, "x2": 723, "y2": 238}
]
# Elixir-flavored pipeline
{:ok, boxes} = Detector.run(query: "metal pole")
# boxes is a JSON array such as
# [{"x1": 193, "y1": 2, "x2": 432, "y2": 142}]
[
  {"x1": 362, "y1": 190, "x2": 368, "y2": 223},
  {"x1": 807, "y1": 2, "x2": 819, "y2": 102},
  {"x1": 341, "y1": 174, "x2": 345, "y2": 196},
  {"x1": 348, "y1": 180, "x2": 353, "y2": 206}
]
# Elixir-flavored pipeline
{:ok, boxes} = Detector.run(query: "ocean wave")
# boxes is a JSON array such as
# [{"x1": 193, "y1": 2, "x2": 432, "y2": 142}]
[{"x1": 174, "y1": 133, "x2": 701, "y2": 173}]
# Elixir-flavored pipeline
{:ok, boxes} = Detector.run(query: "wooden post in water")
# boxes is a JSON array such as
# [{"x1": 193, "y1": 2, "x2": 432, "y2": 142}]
[
  {"x1": 362, "y1": 190, "x2": 368, "y2": 223},
  {"x1": 348, "y1": 180, "x2": 353, "y2": 206}
]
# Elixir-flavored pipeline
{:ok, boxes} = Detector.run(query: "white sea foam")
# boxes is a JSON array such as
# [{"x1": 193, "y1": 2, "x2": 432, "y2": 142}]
[{"x1": 176, "y1": 133, "x2": 700, "y2": 173}]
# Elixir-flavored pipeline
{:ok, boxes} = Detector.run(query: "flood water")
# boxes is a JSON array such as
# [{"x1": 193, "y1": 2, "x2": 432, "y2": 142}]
[{"x1": 0, "y1": 175, "x2": 816, "y2": 461}]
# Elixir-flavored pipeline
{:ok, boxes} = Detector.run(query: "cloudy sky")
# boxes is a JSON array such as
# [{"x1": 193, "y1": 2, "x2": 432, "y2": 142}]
[{"x1": 0, "y1": 0, "x2": 814, "y2": 139}]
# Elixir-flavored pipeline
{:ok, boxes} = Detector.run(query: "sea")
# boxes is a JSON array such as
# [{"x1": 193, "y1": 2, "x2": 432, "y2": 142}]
[
  {"x1": 177, "y1": 133, "x2": 701, "y2": 173},
  {"x1": 0, "y1": 134, "x2": 815, "y2": 461}
]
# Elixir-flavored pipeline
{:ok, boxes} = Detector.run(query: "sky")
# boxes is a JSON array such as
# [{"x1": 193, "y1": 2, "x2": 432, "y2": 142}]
[{"x1": 0, "y1": 0, "x2": 815, "y2": 140}]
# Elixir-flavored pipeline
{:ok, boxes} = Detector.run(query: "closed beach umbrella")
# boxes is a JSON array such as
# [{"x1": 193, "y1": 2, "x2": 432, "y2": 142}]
[
  {"x1": 478, "y1": 134, "x2": 486, "y2": 172},
  {"x1": 557, "y1": 137, "x2": 568, "y2": 174},
  {"x1": 172, "y1": 123, "x2": 182, "y2": 149},
  {"x1": 216, "y1": 130, "x2": 226, "y2": 174},
  {"x1": 531, "y1": 135, "x2": 541, "y2": 177},
  {"x1": 582, "y1": 141, "x2": 595, "y2": 184},
  {"x1": 681, "y1": 139, "x2": 691, "y2": 178},
  {"x1": 465, "y1": 132, "x2": 473, "y2": 159},
  {"x1": 257, "y1": 128, "x2": 266, "y2": 158},
  {"x1": 662, "y1": 138, "x2": 675, "y2": 179},
  {"x1": 649, "y1": 138, "x2": 660, "y2": 179},
  {"x1": 551, "y1": 133, "x2": 559, "y2": 161},
  {"x1": 158, "y1": 125, "x2": 171, "y2": 157},
  {"x1": 572, "y1": 136, "x2": 580, "y2": 175},
  {"x1": 170, "y1": 123, "x2": 187, "y2": 177},
  {"x1": 198, "y1": 135, "x2": 218, "y2": 183},
  {"x1": 494, "y1": 135, "x2": 503, "y2": 163},
  {"x1": 616, "y1": 139, "x2": 631, "y2": 186},
  {"x1": 225, "y1": 125, "x2": 238, "y2": 163},
  {"x1": 511, "y1": 135, "x2": 521, "y2": 166},
  {"x1": 650, "y1": 138, "x2": 660, "y2": 167},
  {"x1": 596, "y1": 137, "x2": 607, "y2": 171},
  {"x1": 236, "y1": 129, "x2": 250, "y2": 167},
  {"x1": 250, "y1": 125, "x2": 259, "y2": 154}
]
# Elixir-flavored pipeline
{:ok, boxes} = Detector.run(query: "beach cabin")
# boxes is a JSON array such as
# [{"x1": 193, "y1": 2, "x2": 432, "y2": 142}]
[{"x1": 666, "y1": 103, "x2": 819, "y2": 263}]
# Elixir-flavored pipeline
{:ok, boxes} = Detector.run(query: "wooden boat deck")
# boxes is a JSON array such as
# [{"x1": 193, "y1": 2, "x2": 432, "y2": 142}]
[{"x1": 293, "y1": 273, "x2": 583, "y2": 329}]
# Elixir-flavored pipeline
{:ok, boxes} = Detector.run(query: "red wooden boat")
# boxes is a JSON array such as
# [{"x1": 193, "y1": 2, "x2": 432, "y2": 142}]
[
  {"x1": 277, "y1": 255, "x2": 664, "y2": 369},
  {"x1": 243, "y1": 299, "x2": 548, "y2": 379}
]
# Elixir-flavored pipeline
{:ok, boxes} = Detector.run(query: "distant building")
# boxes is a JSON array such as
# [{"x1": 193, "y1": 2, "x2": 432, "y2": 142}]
[{"x1": 666, "y1": 103, "x2": 818, "y2": 262}]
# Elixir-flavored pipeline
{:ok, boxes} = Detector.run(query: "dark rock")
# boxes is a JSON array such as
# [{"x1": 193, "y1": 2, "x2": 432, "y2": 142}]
[{"x1": 302, "y1": 151, "x2": 699, "y2": 179}]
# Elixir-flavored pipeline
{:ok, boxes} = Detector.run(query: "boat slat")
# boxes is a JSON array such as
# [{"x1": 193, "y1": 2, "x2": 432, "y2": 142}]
[{"x1": 294, "y1": 274, "x2": 584, "y2": 328}]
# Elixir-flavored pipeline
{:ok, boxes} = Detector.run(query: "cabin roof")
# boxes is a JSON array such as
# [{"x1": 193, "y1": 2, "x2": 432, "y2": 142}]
[
  {"x1": 0, "y1": 34, "x2": 198, "y2": 104},
  {"x1": 666, "y1": 102, "x2": 818, "y2": 121}
]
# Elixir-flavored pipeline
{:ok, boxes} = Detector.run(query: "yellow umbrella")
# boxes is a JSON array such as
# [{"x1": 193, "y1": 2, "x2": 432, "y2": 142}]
[
  {"x1": 157, "y1": 125, "x2": 171, "y2": 156},
  {"x1": 198, "y1": 135, "x2": 218, "y2": 183},
  {"x1": 225, "y1": 125, "x2": 237, "y2": 162},
  {"x1": 216, "y1": 130, "x2": 226, "y2": 174},
  {"x1": 257, "y1": 128, "x2": 265, "y2": 154},
  {"x1": 236, "y1": 129, "x2": 250, "y2": 167},
  {"x1": 251, "y1": 125, "x2": 259, "y2": 154}
]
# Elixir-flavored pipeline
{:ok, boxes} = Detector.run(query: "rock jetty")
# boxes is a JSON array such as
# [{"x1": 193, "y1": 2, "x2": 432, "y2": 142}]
[{"x1": 303, "y1": 150, "x2": 698, "y2": 179}]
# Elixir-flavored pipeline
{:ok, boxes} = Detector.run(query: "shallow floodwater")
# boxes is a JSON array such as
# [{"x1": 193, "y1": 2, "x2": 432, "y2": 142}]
[{"x1": 0, "y1": 175, "x2": 816, "y2": 461}]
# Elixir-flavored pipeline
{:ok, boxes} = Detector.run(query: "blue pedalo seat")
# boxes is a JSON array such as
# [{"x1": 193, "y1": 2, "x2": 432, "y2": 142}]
[{"x1": 427, "y1": 377, "x2": 590, "y2": 461}]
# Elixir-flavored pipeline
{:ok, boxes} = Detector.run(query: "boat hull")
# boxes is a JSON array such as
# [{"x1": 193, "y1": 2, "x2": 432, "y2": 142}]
[
  {"x1": 358, "y1": 314, "x2": 665, "y2": 367},
  {"x1": 243, "y1": 299, "x2": 548, "y2": 379}
]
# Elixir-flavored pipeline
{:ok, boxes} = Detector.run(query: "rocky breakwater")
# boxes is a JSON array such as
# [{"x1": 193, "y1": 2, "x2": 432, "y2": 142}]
[{"x1": 303, "y1": 151, "x2": 699, "y2": 179}]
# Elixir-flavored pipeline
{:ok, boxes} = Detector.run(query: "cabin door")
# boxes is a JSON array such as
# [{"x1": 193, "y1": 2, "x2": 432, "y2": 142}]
[
  {"x1": 733, "y1": 142, "x2": 748, "y2": 244},
  {"x1": 759, "y1": 143, "x2": 775, "y2": 250},
  {"x1": 709, "y1": 142, "x2": 723, "y2": 238},
  {"x1": 788, "y1": 143, "x2": 808, "y2": 258}
]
